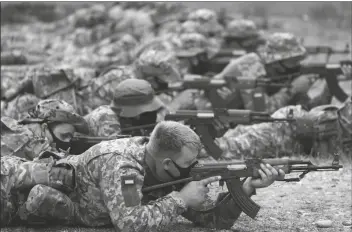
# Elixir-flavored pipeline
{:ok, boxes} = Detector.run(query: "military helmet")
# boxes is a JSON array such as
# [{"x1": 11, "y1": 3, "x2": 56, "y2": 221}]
[
  {"x1": 226, "y1": 19, "x2": 260, "y2": 38},
  {"x1": 179, "y1": 20, "x2": 206, "y2": 35},
  {"x1": 188, "y1": 8, "x2": 217, "y2": 23},
  {"x1": 175, "y1": 32, "x2": 209, "y2": 58},
  {"x1": 134, "y1": 49, "x2": 182, "y2": 83},
  {"x1": 113, "y1": 79, "x2": 164, "y2": 118},
  {"x1": 4, "y1": 94, "x2": 40, "y2": 120},
  {"x1": 187, "y1": 8, "x2": 223, "y2": 37},
  {"x1": 258, "y1": 32, "x2": 307, "y2": 64},
  {"x1": 29, "y1": 99, "x2": 89, "y2": 134}
]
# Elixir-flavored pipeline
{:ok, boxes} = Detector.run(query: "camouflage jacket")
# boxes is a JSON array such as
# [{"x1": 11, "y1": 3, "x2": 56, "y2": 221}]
[
  {"x1": 57, "y1": 137, "x2": 243, "y2": 230},
  {"x1": 217, "y1": 102, "x2": 351, "y2": 160},
  {"x1": 78, "y1": 66, "x2": 135, "y2": 114},
  {"x1": 1, "y1": 117, "x2": 55, "y2": 160},
  {"x1": 83, "y1": 105, "x2": 121, "y2": 137}
]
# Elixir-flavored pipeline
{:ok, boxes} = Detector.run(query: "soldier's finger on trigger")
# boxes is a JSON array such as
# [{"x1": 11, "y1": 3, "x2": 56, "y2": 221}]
[{"x1": 201, "y1": 176, "x2": 221, "y2": 186}]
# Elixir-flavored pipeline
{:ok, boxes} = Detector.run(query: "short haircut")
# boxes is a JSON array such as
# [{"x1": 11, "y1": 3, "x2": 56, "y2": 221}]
[{"x1": 148, "y1": 121, "x2": 202, "y2": 157}]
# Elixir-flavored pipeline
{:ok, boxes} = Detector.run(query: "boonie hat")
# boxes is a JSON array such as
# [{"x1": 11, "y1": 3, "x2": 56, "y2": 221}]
[{"x1": 113, "y1": 79, "x2": 164, "y2": 118}]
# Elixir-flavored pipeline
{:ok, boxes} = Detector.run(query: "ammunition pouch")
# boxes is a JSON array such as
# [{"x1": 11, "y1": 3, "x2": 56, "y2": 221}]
[{"x1": 14, "y1": 158, "x2": 75, "y2": 195}]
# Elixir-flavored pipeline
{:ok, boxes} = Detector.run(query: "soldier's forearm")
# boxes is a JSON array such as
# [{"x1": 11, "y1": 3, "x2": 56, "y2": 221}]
[{"x1": 265, "y1": 88, "x2": 293, "y2": 114}]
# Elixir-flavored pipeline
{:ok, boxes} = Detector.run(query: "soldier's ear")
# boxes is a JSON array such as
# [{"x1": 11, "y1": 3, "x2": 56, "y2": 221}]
[{"x1": 162, "y1": 158, "x2": 172, "y2": 170}]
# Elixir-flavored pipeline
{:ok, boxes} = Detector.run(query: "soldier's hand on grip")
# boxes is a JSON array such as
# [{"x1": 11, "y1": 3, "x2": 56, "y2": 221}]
[
  {"x1": 179, "y1": 176, "x2": 221, "y2": 208},
  {"x1": 246, "y1": 163, "x2": 285, "y2": 189},
  {"x1": 291, "y1": 75, "x2": 317, "y2": 95}
]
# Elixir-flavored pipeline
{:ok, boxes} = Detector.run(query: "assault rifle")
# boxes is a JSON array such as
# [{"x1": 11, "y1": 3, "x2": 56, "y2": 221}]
[
  {"x1": 158, "y1": 74, "x2": 290, "y2": 109},
  {"x1": 69, "y1": 132, "x2": 131, "y2": 155},
  {"x1": 142, "y1": 155, "x2": 343, "y2": 219},
  {"x1": 266, "y1": 60, "x2": 352, "y2": 103},
  {"x1": 161, "y1": 75, "x2": 288, "y2": 92},
  {"x1": 165, "y1": 109, "x2": 294, "y2": 159}
]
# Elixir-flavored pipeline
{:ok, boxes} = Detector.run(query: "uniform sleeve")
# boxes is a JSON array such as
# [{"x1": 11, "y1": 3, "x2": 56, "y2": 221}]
[
  {"x1": 218, "y1": 105, "x2": 309, "y2": 160},
  {"x1": 181, "y1": 194, "x2": 242, "y2": 229},
  {"x1": 240, "y1": 88, "x2": 293, "y2": 114},
  {"x1": 99, "y1": 158, "x2": 188, "y2": 232},
  {"x1": 265, "y1": 88, "x2": 294, "y2": 114},
  {"x1": 83, "y1": 106, "x2": 121, "y2": 137},
  {"x1": 2, "y1": 76, "x2": 32, "y2": 101}
]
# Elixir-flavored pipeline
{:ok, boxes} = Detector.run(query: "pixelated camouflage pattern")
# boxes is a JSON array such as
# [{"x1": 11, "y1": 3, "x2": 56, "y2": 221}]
[
  {"x1": 176, "y1": 32, "x2": 220, "y2": 59},
  {"x1": 217, "y1": 103, "x2": 348, "y2": 160},
  {"x1": 1, "y1": 156, "x2": 27, "y2": 226},
  {"x1": 180, "y1": 20, "x2": 207, "y2": 35},
  {"x1": 133, "y1": 36, "x2": 178, "y2": 59},
  {"x1": 188, "y1": 9, "x2": 217, "y2": 22},
  {"x1": 187, "y1": 8, "x2": 224, "y2": 38},
  {"x1": 84, "y1": 105, "x2": 121, "y2": 137},
  {"x1": 226, "y1": 19, "x2": 261, "y2": 39},
  {"x1": 19, "y1": 184, "x2": 75, "y2": 225},
  {"x1": 221, "y1": 53, "x2": 267, "y2": 81},
  {"x1": 2, "y1": 94, "x2": 40, "y2": 120},
  {"x1": 257, "y1": 32, "x2": 307, "y2": 64},
  {"x1": 24, "y1": 67, "x2": 78, "y2": 111},
  {"x1": 79, "y1": 65, "x2": 135, "y2": 113},
  {"x1": 1, "y1": 117, "x2": 54, "y2": 160},
  {"x1": 9, "y1": 137, "x2": 241, "y2": 229},
  {"x1": 31, "y1": 99, "x2": 88, "y2": 134},
  {"x1": 93, "y1": 34, "x2": 138, "y2": 66},
  {"x1": 73, "y1": 4, "x2": 107, "y2": 29},
  {"x1": 134, "y1": 49, "x2": 182, "y2": 83}
]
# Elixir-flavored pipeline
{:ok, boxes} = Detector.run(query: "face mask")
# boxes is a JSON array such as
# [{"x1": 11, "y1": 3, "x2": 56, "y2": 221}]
[
  {"x1": 165, "y1": 160, "x2": 198, "y2": 180},
  {"x1": 47, "y1": 124, "x2": 72, "y2": 151}
]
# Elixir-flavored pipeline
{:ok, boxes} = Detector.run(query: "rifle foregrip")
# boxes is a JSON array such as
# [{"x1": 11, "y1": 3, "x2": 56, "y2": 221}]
[{"x1": 226, "y1": 179, "x2": 260, "y2": 219}]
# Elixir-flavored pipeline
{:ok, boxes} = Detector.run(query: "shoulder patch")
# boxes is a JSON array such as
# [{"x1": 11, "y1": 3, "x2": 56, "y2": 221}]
[{"x1": 121, "y1": 175, "x2": 140, "y2": 207}]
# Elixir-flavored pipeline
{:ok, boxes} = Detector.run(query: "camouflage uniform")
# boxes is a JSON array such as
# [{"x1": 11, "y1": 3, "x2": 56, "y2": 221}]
[
  {"x1": 214, "y1": 53, "x2": 302, "y2": 113},
  {"x1": 133, "y1": 49, "x2": 200, "y2": 111},
  {"x1": 257, "y1": 32, "x2": 332, "y2": 108},
  {"x1": 217, "y1": 97, "x2": 352, "y2": 160},
  {"x1": 187, "y1": 9, "x2": 224, "y2": 43},
  {"x1": 1, "y1": 93, "x2": 40, "y2": 120},
  {"x1": 84, "y1": 79, "x2": 166, "y2": 137},
  {"x1": 1, "y1": 137, "x2": 244, "y2": 229},
  {"x1": 78, "y1": 65, "x2": 135, "y2": 114},
  {"x1": 1, "y1": 66, "x2": 86, "y2": 114},
  {"x1": 1, "y1": 99, "x2": 88, "y2": 160}
]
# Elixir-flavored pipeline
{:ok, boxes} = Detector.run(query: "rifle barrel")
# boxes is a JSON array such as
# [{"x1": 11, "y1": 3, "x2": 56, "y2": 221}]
[
  {"x1": 142, "y1": 177, "x2": 193, "y2": 193},
  {"x1": 121, "y1": 123, "x2": 156, "y2": 133}
]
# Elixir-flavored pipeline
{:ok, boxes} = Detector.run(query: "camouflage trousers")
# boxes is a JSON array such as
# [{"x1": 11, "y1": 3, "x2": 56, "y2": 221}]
[{"x1": 1, "y1": 156, "x2": 76, "y2": 226}]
